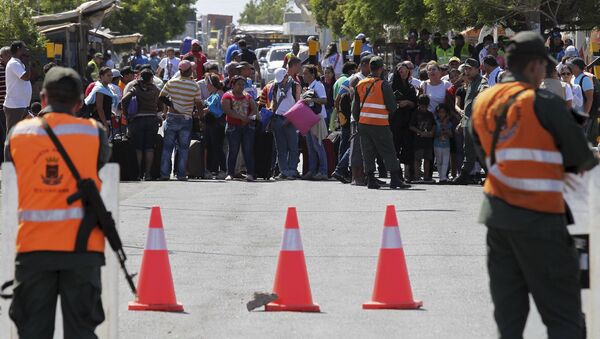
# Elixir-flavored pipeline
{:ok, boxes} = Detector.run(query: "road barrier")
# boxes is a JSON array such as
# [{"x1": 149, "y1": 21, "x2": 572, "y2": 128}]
[{"x1": 0, "y1": 163, "x2": 120, "y2": 339}]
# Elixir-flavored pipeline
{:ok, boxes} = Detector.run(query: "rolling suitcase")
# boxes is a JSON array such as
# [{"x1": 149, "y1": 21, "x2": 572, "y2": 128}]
[
  {"x1": 186, "y1": 139, "x2": 206, "y2": 178},
  {"x1": 110, "y1": 134, "x2": 139, "y2": 181},
  {"x1": 323, "y1": 137, "x2": 336, "y2": 177},
  {"x1": 254, "y1": 128, "x2": 274, "y2": 180}
]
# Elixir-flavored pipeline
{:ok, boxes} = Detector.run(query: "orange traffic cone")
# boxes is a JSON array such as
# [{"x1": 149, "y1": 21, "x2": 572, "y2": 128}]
[
  {"x1": 363, "y1": 205, "x2": 422, "y2": 310},
  {"x1": 128, "y1": 206, "x2": 184, "y2": 312},
  {"x1": 265, "y1": 207, "x2": 320, "y2": 312}
]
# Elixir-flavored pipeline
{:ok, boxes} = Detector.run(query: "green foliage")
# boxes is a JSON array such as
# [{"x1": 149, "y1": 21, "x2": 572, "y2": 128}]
[
  {"x1": 238, "y1": 0, "x2": 290, "y2": 25},
  {"x1": 27, "y1": 0, "x2": 85, "y2": 14},
  {"x1": 310, "y1": 0, "x2": 600, "y2": 39},
  {"x1": 0, "y1": 0, "x2": 45, "y2": 52},
  {"x1": 104, "y1": 0, "x2": 196, "y2": 45}
]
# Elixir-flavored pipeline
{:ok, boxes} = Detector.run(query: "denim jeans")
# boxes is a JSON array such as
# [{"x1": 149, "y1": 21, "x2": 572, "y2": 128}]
[
  {"x1": 205, "y1": 116, "x2": 227, "y2": 173},
  {"x1": 226, "y1": 123, "x2": 255, "y2": 176},
  {"x1": 272, "y1": 116, "x2": 299, "y2": 177},
  {"x1": 339, "y1": 125, "x2": 350, "y2": 162},
  {"x1": 160, "y1": 115, "x2": 193, "y2": 178},
  {"x1": 305, "y1": 126, "x2": 327, "y2": 175}
]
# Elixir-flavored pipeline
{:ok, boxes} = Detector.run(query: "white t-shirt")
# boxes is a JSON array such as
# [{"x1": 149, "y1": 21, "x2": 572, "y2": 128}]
[
  {"x1": 308, "y1": 80, "x2": 327, "y2": 119},
  {"x1": 275, "y1": 82, "x2": 297, "y2": 115},
  {"x1": 421, "y1": 80, "x2": 451, "y2": 113},
  {"x1": 564, "y1": 82, "x2": 573, "y2": 102},
  {"x1": 410, "y1": 77, "x2": 422, "y2": 89},
  {"x1": 158, "y1": 57, "x2": 179, "y2": 80},
  {"x1": 570, "y1": 83, "x2": 584, "y2": 112},
  {"x1": 320, "y1": 54, "x2": 343, "y2": 77},
  {"x1": 4, "y1": 57, "x2": 32, "y2": 108},
  {"x1": 108, "y1": 83, "x2": 122, "y2": 116},
  {"x1": 487, "y1": 67, "x2": 502, "y2": 87}
]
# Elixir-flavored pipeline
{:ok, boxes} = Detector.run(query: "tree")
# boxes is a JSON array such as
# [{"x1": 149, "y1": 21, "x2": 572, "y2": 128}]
[
  {"x1": 310, "y1": 0, "x2": 600, "y2": 39},
  {"x1": 0, "y1": 0, "x2": 45, "y2": 52},
  {"x1": 104, "y1": 0, "x2": 196, "y2": 45},
  {"x1": 238, "y1": 0, "x2": 290, "y2": 25}
]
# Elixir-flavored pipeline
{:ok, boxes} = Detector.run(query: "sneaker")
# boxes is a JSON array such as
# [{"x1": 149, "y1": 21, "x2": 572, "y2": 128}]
[
  {"x1": 225, "y1": 175, "x2": 234, "y2": 181},
  {"x1": 246, "y1": 175, "x2": 255, "y2": 182},
  {"x1": 275, "y1": 174, "x2": 287, "y2": 181},
  {"x1": 246, "y1": 292, "x2": 279, "y2": 312},
  {"x1": 286, "y1": 175, "x2": 297, "y2": 180},
  {"x1": 422, "y1": 178, "x2": 436, "y2": 184},
  {"x1": 217, "y1": 171, "x2": 227, "y2": 180},
  {"x1": 312, "y1": 173, "x2": 328, "y2": 181},
  {"x1": 301, "y1": 172, "x2": 314, "y2": 180},
  {"x1": 158, "y1": 176, "x2": 170, "y2": 181},
  {"x1": 332, "y1": 171, "x2": 350, "y2": 184},
  {"x1": 438, "y1": 179, "x2": 449, "y2": 185},
  {"x1": 177, "y1": 177, "x2": 188, "y2": 181}
]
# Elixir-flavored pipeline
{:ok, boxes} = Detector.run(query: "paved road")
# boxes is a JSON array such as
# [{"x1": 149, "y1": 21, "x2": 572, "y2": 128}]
[{"x1": 1, "y1": 175, "x2": 570, "y2": 338}]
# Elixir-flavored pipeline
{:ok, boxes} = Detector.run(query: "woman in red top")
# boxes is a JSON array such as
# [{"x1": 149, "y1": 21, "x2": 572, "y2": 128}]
[{"x1": 221, "y1": 76, "x2": 258, "y2": 181}]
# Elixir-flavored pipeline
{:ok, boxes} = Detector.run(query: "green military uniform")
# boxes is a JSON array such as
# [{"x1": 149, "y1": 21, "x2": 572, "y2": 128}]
[{"x1": 471, "y1": 68, "x2": 597, "y2": 337}]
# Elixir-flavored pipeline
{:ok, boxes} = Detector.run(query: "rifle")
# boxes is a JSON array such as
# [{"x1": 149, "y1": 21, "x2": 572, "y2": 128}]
[{"x1": 41, "y1": 118, "x2": 137, "y2": 296}]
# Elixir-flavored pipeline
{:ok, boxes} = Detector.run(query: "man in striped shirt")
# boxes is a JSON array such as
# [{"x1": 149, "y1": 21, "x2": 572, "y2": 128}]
[
  {"x1": 0, "y1": 46, "x2": 10, "y2": 162},
  {"x1": 158, "y1": 60, "x2": 203, "y2": 180}
]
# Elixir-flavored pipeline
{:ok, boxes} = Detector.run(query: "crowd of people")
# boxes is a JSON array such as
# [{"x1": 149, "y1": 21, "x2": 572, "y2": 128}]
[{"x1": 1, "y1": 29, "x2": 598, "y2": 187}]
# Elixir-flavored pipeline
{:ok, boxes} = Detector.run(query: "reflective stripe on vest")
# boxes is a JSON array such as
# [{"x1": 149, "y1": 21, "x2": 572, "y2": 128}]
[
  {"x1": 487, "y1": 161, "x2": 564, "y2": 192},
  {"x1": 11, "y1": 123, "x2": 100, "y2": 137},
  {"x1": 357, "y1": 78, "x2": 390, "y2": 126},
  {"x1": 493, "y1": 148, "x2": 563, "y2": 164},
  {"x1": 18, "y1": 207, "x2": 84, "y2": 222},
  {"x1": 472, "y1": 83, "x2": 565, "y2": 213}
]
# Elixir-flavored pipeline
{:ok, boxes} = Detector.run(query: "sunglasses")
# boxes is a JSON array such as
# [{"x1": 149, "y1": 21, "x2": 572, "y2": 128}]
[{"x1": 561, "y1": 72, "x2": 572, "y2": 76}]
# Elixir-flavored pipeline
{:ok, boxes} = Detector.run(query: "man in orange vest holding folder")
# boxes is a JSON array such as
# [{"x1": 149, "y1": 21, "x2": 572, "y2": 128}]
[
  {"x1": 4, "y1": 67, "x2": 111, "y2": 338},
  {"x1": 471, "y1": 31, "x2": 597, "y2": 338},
  {"x1": 353, "y1": 56, "x2": 410, "y2": 190}
]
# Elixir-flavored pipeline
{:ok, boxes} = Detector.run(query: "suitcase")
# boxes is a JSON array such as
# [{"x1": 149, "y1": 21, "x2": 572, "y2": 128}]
[
  {"x1": 110, "y1": 135, "x2": 139, "y2": 181},
  {"x1": 323, "y1": 137, "x2": 336, "y2": 177},
  {"x1": 254, "y1": 126, "x2": 274, "y2": 180},
  {"x1": 186, "y1": 139, "x2": 206, "y2": 178}
]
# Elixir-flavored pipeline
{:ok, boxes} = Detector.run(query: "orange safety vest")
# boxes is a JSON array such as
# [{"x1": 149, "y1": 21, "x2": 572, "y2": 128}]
[
  {"x1": 472, "y1": 82, "x2": 565, "y2": 214},
  {"x1": 356, "y1": 77, "x2": 390, "y2": 126},
  {"x1": 9, "y1": 113, "x2": 105, "y2": 253}
]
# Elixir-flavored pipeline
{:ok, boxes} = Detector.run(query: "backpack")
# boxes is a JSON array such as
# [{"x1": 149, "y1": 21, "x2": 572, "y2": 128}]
[{"x1": 578, "y1": 73, "x2": 600, "y2": 114}]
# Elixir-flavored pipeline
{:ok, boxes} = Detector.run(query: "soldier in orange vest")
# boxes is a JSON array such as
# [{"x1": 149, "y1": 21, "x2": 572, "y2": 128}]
[
  {"x1": 4, "y1": 67, "x2": 111, "y2": 338},
  {"x1": 352, "y1": 56, "x2": 411, "y2": 189},
  {"x1": 471, "y1": 32, "x2": 597, "y2": 338}
]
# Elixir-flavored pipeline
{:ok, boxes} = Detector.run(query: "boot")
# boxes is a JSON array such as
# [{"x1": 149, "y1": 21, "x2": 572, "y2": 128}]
[
  {"x1": 367, "y1": 172, "x2": 381, "y2": 189},
  {"x1": 390, "y1": 170, "x2": 411, "y2": 189},
  {"x1": 351, "y1": 166, "x2": 366, "y2": 186}
]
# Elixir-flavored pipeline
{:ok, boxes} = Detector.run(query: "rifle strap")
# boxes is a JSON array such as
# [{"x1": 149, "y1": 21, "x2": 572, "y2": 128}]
[
  {"x1": 40, "y1": 117, "x2": 95, "y2": 252},
  {"x1": 489, "y1": 89, "x2": 529, "y2": 166}
]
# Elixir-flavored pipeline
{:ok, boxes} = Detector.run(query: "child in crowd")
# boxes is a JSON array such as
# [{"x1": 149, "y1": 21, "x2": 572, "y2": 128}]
[
  {"x1": 433, "y1": 104, "x2": 453, "y2": 183},
  {"x1": 410, "y1": 94, "x2": 435, "y2": 183}
]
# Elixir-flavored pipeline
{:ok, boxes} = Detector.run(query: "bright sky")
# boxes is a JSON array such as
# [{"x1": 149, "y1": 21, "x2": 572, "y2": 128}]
[{"x1": 195, "y1": 0, "x2": 251, "y2": 24}]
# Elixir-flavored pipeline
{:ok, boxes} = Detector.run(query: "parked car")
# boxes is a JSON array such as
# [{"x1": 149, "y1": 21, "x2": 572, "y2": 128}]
[{"x1": 260, "y1": 44, "x2": 309, "y2": 84}]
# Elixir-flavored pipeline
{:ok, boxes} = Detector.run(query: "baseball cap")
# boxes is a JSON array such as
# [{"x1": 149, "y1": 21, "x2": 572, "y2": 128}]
[
  {"x1": 551, "y1": 31, "x2": 562, "y2": 39},
  {"x1": 449, "y1": 56, "x2": 461, "y2": 64},
  {"x1": 355, "y1": 33, "x2": 366, "y2": 40},
  {"x1": 564, "y1": 45, "x2": 578, "y2": 58},
  {"x1": 236, "y1": 61, "x2": 254, "y2": 69},
  {"x1": 567, "y1": 58, "x2": 586, "y2": 71},
  {"x1": 111, "y1": 69, "x2": 122, "y2": 78},
  {"x1": 463, "y1": 58, "x2": 480, "y2": 68},
  {"x1": 192, "y1": 39, "x2": 201, "y2": 46},
  {"x1": 43, "y1": 66, "x2": 83, "y2": 98},
  {"x1": 94, "y1": 52, "x2": 103, "y2": 58},
  {"x1": 505, "y1": 31, "x2": 556, "y2": 64},
  {"x1": 274, "y1": 68, "x2": 287, "y2": 83},
  {"x1": 360, "y1": 55, "x2": 372, "y2": 65},
  {"x1": 231, "y1": 50, "x2": 240, "y2": 57},
  {"x1": 369, "y1": 56, "x2": 384, "y2": 69},
  {"x1": 179, "y1": 60, "x2": 194, "y2": 72}
]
